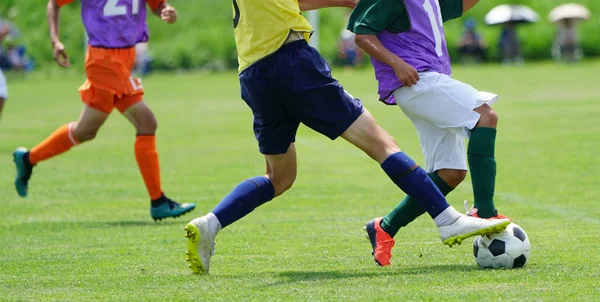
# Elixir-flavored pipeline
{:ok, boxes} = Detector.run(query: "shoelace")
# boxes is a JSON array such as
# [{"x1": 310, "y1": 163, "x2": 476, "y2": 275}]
[{"x1": 463, "y1": 200, "x2": 478, "y2": 216}]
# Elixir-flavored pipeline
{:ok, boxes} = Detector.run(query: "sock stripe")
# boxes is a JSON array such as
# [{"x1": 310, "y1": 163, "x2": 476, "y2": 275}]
[
  {"x1": 67, "y1": 122, "x2": 79, "y2": 145},
  {"x1": 246, "y1": 177, "x2": 264, "y2": 188},
  {"x1": 398, "y1": 163, "x2": 420, "y2": 179}
]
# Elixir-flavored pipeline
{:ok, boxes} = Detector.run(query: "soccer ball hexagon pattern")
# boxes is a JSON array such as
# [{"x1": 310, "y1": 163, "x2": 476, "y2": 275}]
[{"x1": 473, "y1": 222, "x2": 531, "y2": 268}]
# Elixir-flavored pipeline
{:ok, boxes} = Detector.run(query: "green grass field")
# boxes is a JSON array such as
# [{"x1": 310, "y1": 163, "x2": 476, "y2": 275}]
[{"x1": 1, "y1": 61, "x2": 599, "y2": 301}]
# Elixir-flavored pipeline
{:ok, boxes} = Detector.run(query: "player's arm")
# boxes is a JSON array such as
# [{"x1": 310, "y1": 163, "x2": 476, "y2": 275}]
[
  {"x1": 354, "y1": 35, "x2": 419, "y2": 87},
  {"x1": 47, "y1": 0, "x2": 70, "y2": 67},
  {"x1": 349, "y1": 0, "x2": 419, "y2": 86},
  {"x1": 298, "y1": 0, "x2": 357, "y2": 11},
  {"x1": 147, "y1": 0, "x2": 177, "y2": 24},
  {"x1": 462, "y1": 0, "x2": 479, "y2": 13},
  {"x1": 439, "y1": 0, "x2": 478, "y2": 22}
]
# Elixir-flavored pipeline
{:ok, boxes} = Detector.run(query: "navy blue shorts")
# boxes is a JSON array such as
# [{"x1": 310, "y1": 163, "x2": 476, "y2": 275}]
[{"x1": 239, "y1": 40, "x2": 364, "y2": 155}]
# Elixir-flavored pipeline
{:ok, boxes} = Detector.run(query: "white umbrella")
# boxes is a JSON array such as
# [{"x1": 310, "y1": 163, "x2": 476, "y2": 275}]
[
  {"x1": 485, "y1": 4, "x2": 539, "y2": 26},
  {"x1": 549, "y1": 3, "x2": 591, "y2": 23}
]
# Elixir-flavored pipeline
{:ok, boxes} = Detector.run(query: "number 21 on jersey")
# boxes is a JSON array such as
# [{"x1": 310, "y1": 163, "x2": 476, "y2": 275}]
[
  {"x1": 422, "y1": 0, "x2": 444, "y2": 57},
  {"x1": 104, "y1": 0, "x2": 140, "y2": 17}
]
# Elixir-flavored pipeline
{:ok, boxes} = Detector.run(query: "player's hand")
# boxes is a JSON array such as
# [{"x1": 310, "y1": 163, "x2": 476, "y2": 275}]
[
  {"x1": 161, "y1": 5, "x2": 177, "y2": 24},
  {"x1": 52, "y1": 41, "x2": 70, "y2": 68},
  {"x1": 392, "y1": 59, "x2": 419, "y2": 87}
]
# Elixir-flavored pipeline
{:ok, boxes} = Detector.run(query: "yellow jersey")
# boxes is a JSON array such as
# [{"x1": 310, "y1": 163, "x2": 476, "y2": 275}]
[{"x1": 233, "y1": 0, "x2": 314, "y2": 73}]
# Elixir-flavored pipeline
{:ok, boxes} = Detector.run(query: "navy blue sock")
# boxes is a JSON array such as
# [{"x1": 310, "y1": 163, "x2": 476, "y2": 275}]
[
  {"x1": 380, "y1": 152, "x2": 449, "y2": 219},
  {"x1": 212, "y1": 176, "x2": 275, "y2": 228}
]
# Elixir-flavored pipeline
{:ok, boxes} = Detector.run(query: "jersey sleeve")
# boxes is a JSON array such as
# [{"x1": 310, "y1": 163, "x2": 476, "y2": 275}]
[
  {"x1": 146, "y1": 0, "x2": 166, "y2": 11},
  {"x1": 440, "y1": 0, "x2": 463, "y2": 22},
  {"x1": 56, "y1": 0, "x2": 75, "y2": 8},
  {"x1": 346, "y1": 0, "x2": 405, "y2": 35}
]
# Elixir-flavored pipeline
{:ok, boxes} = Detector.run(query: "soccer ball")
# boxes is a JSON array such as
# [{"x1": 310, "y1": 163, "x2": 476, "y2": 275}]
[{"x1": 473, "y1": 222, "x2": 531, "y2": 268}]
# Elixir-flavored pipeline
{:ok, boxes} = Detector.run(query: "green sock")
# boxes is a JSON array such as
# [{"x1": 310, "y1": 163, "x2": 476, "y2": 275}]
[
  {"x1": 468, "y1": 127, "x2": 498, "y2": 218},
  {"x1": 380, "y1": 172, "x2": 454, "y2": 237}
]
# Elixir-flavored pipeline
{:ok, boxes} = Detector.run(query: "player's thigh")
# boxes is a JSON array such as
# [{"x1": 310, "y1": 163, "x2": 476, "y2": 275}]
[
  {"x1": 265, "y1": 144, "x2": 298, "y2": 197},
  {"x1": 412, "y1": 119, "x2": 467, "y2": 174},
  {"x1": 394, "y1": 73, "x2": 481, "y2": 137},
  {"x1": 277, "y1": 43, "x2": 364, "y2": 144},
  {"x1": 340, "y1": 109, "x2": 400, "y2": 163},
  {"x1": 240, "y1": 62, "x2": 300, "y2": 155}
]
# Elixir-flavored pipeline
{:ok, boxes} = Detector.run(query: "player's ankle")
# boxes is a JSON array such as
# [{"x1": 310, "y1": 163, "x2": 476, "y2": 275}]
[
  {"x1": 433, "y1": 206, "x2": 461, "y2": 227},
  {"x1": 205, "y1": 212, "x2": 222, "y2": 237}
]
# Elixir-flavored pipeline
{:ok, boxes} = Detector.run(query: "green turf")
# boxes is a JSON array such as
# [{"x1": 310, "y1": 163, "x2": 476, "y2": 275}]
[{"x1": 1, "y1": 61, "x2": 599, "y2": 301}]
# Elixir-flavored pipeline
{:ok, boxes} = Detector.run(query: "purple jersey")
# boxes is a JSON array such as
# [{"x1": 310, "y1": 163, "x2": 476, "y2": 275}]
[
  {"x1": 372, "y1": 0, "x2": 452, "y2": 104},
  {"x1": 60, "y1": 0, "x2": 157, "y2": 48}
]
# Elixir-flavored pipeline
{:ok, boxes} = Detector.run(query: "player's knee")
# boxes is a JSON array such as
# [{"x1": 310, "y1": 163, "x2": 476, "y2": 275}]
[
  {"x1": 268, "y1": 169, "x2": 296, "y2": 197},
  {"x1": 136, "y1": 115, "x2": 158, "y2": 134},
  {"x1": 73, "y1": 125, "x2": 98, "y2": 142},
  {"x1": 475, "y1": 105, "x2": 498, "y2": 128}
]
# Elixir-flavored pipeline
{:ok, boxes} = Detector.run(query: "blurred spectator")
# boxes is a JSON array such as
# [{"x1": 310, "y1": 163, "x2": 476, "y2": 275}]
[
  {"x1": 0, "y1": 14, "x2": 34, "y2": 72},
  {"x1": 457, "y1": 19, "x2": 487, "y2": 63},
  {"x1": 498, "y1": 22, "x2": 523, "y2": 64},
  {"x1": 2, "y1": 37, "x2": 34, "y2": 71},
  {"x1": 134, "y1": 42, "x2": 152, "y2": 76},
  {"x1": 337, "y1": 28, "x2": 362, "y2": 69},
  {"x1": 0, "y1": 24, "x2": 7, "y2": 122},
  {"x1": 552, "y1": 18, "x2": 582, "y2": 62}
]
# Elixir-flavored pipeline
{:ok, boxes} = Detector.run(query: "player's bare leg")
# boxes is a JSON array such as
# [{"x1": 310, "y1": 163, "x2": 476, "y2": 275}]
[
  {"x1": 186, "y1": 144, "x2": 297, "y2": 274},
  {"x1": 13, "y1": 105, "x2": 107, "y2": 197},
  {"x1": 123, "y1": 101, "x2": 195, "y2": 221},
  {"x1": 0, "y1": 98, "x2": 5, "y2": 123}
]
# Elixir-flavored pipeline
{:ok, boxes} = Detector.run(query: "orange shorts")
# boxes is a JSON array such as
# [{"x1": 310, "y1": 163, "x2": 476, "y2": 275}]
[{"x1": 79, "y1": 46, "x2": 144, "y2": 114}]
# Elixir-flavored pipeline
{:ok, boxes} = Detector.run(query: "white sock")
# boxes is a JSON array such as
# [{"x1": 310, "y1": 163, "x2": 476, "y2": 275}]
[
  {"x1": 206, "y1": 212, "x2": 222, "y2": 237},
  {"x1": 433, "y1": 206, "x2": 462, "y2": 227}
]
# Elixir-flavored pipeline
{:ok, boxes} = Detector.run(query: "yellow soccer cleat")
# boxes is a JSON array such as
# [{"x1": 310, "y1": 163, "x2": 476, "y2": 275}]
[
  {"x1": 184, "y1": 217, "x2": 215, "y2": 274},
  {"x1": 439, "y1": 215, "x2": 510, "y2": 247}
]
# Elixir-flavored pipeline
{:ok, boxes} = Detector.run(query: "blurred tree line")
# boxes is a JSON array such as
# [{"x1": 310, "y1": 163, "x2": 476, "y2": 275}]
[{"x1": 1, "y1": 0, "x2": 598, "y2": 70}]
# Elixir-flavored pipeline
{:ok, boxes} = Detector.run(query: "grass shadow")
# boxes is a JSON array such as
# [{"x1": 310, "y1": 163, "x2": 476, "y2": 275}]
[
  {"x1": 259, "y1": 264, "x2": 479, "y2": 287},
  {"x1": 13, "y1": 220, "x2": 184, "y2": 230}
]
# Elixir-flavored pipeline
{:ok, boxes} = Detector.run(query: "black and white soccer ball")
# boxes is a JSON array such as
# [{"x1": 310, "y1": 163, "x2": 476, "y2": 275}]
[{"x1": 473, "y1": 222, "x2": 531, "y2": 268}]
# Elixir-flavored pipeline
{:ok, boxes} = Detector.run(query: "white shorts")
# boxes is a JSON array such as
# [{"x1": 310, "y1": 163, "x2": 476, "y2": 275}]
[
  {"x1": 0, "y1": 69, "x2": 7, "y2": 100},
  {"x1": 392, "y1": 72, "x2": 498, "y2": 173}
]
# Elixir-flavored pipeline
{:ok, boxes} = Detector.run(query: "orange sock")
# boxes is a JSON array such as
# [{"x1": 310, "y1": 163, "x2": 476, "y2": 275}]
[
  {"x1": 134, "y1": 135, "x2": 163, "y2": 200},
  {"x1": 29, "y1": 122, "x2": 79, "y2": 165}
]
